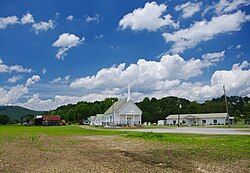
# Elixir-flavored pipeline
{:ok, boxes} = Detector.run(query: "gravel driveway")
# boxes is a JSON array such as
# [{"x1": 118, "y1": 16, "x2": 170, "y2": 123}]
[{"x1": 123, "y1": 127, "x2": 250, "y2": 135}]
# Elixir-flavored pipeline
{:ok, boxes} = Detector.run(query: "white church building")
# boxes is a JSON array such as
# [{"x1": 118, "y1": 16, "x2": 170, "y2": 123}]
[{"x1": 89, "y1": 87, "x2": 142, "y2": 126}]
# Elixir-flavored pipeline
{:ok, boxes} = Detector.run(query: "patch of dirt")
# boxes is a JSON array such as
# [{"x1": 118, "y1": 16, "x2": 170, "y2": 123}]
[
  {"x1": 0, "y1": 135, "x2": 249, "y2": 173},
  {"x1": 193, "y1": 160, "x2": 250, "y2": 173}
]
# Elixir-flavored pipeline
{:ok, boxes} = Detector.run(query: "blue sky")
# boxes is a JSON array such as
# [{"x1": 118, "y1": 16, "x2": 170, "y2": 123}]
[{"x1": 0, "y1": 0, "x2": 249, "y2": 110}]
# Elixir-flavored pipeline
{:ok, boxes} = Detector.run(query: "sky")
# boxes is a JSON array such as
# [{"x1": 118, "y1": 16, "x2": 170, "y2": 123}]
[{"x1": 0, "y1": 0, "x2": 249, "y2": 111}]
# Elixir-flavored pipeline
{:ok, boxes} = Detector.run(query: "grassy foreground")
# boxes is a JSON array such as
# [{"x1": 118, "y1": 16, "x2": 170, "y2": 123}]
[
  {"x1": 1, "y1": 125, "x2": 249, "y2": 161},
  {"x1": 126, "y1": 132, "x2": 250, "y2": 161},
  {"x1": 0, "y1": 125, "x2": 249, "y2": 172}
]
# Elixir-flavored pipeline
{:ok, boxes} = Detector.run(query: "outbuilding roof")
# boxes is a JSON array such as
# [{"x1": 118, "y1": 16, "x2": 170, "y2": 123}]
[{"x1": 43, "y1": 115, "x2": 61, "y2": 121}]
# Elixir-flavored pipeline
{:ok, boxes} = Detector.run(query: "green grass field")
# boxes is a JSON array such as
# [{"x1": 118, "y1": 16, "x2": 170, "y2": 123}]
[
  {"x1": 0, "y1": 125, "x2": 249, "y2": 172},
  {"x1": 1, "y1": 125, "x2": 249, "y2": 161},
  {"x1": 126, "y1": 131, "x2": 250, "y2": 161}
]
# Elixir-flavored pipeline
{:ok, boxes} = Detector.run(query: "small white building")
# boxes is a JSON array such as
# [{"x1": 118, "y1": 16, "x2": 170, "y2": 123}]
[
  {"x1": 89, "y1": 114, "x2": 105, "y2": 126},
  {"x1": 90, "y1": 87, "x2": 142, "y2": 126},
  {"x1": 157, "y1": 120, "x2": 165, "y2": 126},
  {"x1": 166, "y1": 113, "x2": 229, "y2": 126}
]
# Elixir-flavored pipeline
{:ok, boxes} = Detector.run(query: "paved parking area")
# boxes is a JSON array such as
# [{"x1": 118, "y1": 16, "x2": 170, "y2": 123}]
[{"x1": 125, "y1": 127, "x2": 250, "y2": 135}]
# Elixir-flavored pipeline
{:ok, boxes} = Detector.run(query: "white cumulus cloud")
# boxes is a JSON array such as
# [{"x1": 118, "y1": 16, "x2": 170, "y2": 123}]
[
  {"x1": 21, "y1": 13, "x2": 35, "y2": 24},
  {"x1": 0, "y1": 16, "x2": 19, "y2": 29},
  {"x1": 85, "y1": 13, "x2": 100, "y2": 23},
  {"x1": 51, "y1": 77, "x2": 62, "y2": 83},
  {"x1": 232, "y1": 60, "x2": 250, "y2": 70},
  {"x1": 50, "y1": 75, "x2": 71, "y2": 84},
  {"x1": 0, "y1": 85, "x2": 28, "y2": 105},
  {"x1": 42, "y1": 67, "x2": 47, "y2": 74},
  {"x1": 175, "y1": 2, "x2": 202, "y2": 18},
  {"x1": 155, "y1": 61, "x2": 250, "y2": 101},
  {"x1": 95, "y1": 34, "x2": 104, "y2": 39},
  {"x1": 10, "y1": 51, "x2": 248, "y2": 111},
  {"x1": 119, "y1": 1, "x2": 179, "y2": 31},
  {"x1": 70, "y1": 53, "x2": 223, "y2": 91},
  {"x1": 25, "y1": 75, "x2": 40, "y2": 86},
  {"x1": 18, "y1": 91, "x2": 123, "y2": 111},
  {"x1": 66, "y1": 15, "x2": 74, "y2": 21},
  {"x1": 8, "y1": 75, "x2": 22, "y2": 83},
  {"x1": 0, "y1": 58, "x2": 32, "y2": 73},
  {"x1": 202, "y1": 50, "x2": 225, "y2": 63},
  {"x1": 32, "y1": 20, "x2": 55, "y2": 33},
  {"x1": 0, "y1": 74, "x2": 43, "y2": 105},
  {"x1": 236, "y1": 44, "x2": 242, "y2": 50},
  {"x1": 17, "y1": 59, "x2": 250, "y2": 111},
  {"x1": 52, "y1": 33, "x2": 85, "y2": 60},
  {"x1": 215, "y1": 0, "x2": 250, "y2": 14},
  {"x1": 163, "y1": 11, "x2": 250, "y2": 53}
]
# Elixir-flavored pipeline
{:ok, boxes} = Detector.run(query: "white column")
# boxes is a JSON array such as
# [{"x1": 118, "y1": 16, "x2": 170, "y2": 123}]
[
  {"x1": 118, "y1": 114, "x2": 120, "y2": 125},
  {"x1": 125, "y1": 114, "x2": 127, "y2": 125},
  {"x1": 132, "y1": 115, "x2": 134, "y2": 125}
]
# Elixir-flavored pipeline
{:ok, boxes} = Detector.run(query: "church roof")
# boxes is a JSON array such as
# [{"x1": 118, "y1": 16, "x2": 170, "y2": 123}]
[{"x1": 104, "y1": 99, "x2": 127, "y2": 115}]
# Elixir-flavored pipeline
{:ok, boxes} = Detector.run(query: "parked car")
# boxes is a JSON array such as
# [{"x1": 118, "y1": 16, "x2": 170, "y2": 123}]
[{"x1": 83, "y1": 119, "x2": 90, "y2": 125}]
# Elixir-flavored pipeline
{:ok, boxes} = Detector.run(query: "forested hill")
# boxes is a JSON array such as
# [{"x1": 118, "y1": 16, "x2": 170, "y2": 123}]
[
  {"x1": 49, "y1": 96, "x2": 250, "y2": 123},
  {"x1": 0, "y1": 106, "x2": 44, "y2": 122}
]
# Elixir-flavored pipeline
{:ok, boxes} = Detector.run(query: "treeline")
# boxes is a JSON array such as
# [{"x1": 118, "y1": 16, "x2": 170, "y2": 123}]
[
  {"x1": 138, "y1": 96, "x2": 250, "y2": 122},
  {"x1": 49, "y1": 98, "x2": 118, "y2": 122},
  {"x1": 49, "y1": 96, "x2": 250, "y2": 123}
]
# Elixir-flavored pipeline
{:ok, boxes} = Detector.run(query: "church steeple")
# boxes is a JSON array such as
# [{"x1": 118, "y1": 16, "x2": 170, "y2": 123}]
[{"x1": 127, "y1": 85, "x2": 131, "y2": 102}]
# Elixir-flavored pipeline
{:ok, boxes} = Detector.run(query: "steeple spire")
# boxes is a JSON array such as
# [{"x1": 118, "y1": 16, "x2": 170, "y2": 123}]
[{"x1": 127, "y1": 85, "x2": 131, "y2": 102}]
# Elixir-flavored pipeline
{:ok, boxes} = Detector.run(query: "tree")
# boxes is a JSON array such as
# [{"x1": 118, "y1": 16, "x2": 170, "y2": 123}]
[
  {"x1": 187, "y1": 101, "x2": 200, "y2": 113},
  {"x1": 234, "y1": 110, "x2": 241, "y2": 117},
  {"x1": 0, "y1": 114, "x2": 10, "y2": 125},
  {"x1": 142, "y1": 112, "x2": 152, "y2": 122}
]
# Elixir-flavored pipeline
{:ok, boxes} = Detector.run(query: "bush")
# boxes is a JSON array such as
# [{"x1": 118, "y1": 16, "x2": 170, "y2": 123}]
[{"x1": 0, "y1": 114, "x2": 10, "y2": 125}]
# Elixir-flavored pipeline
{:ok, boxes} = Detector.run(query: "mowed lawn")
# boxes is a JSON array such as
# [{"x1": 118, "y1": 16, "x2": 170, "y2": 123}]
[{"x1": 0, "y1": 125, "x2": 249, "y2": 173}]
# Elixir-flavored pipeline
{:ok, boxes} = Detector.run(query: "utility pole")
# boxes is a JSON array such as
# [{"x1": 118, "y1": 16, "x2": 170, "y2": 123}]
[
  {"x1": 177, "y1": 114, "x2": 180, "y2": 127},
  {"x1": 112, "y1": 100, "x2": 115, "y2": 128},
  {"x1": 178, "y1": 104, "x2": 182, "y2": 127},
  {"x1": 223, "y1": 85, "x2": 230, "y2": 127}
]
